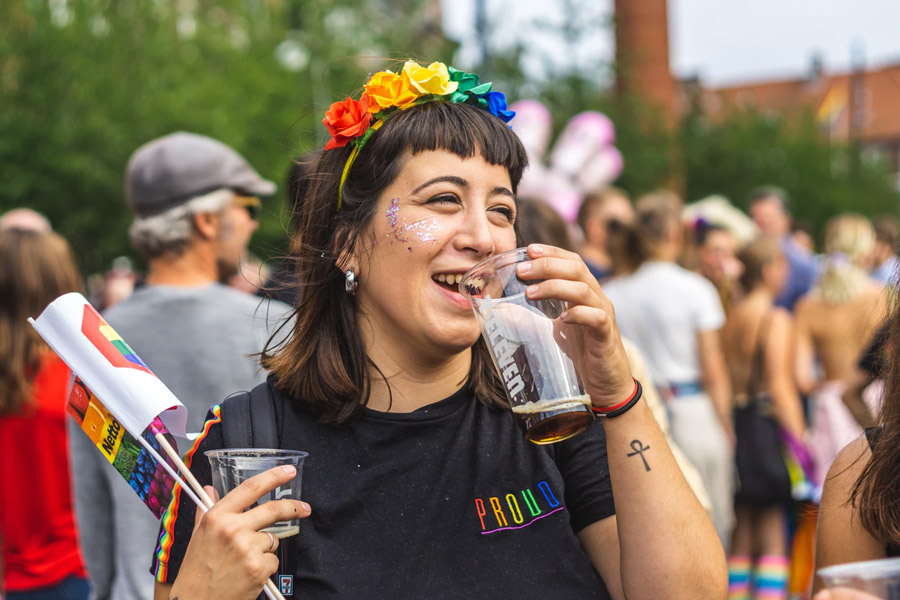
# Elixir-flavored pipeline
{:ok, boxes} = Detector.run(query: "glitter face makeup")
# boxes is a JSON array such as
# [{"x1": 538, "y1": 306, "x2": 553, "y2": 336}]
[
  {"x1": 404, "y1": 218, "x2": 440, "y2": 243},
  {"x1": 382, "y1": 197, "x2": 442, "y2": 247},
  {"x1": 385, "y1": 198, "x2": 400, "y2": 228},
  {"x1": 355, "y1": 150, "x2": 517, "y2": 362}
]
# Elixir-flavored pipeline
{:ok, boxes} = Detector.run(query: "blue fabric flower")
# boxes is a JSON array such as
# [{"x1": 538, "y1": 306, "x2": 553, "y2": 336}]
[{"x1": 485, "y1": 91, "x2": 515, "y2": 123}]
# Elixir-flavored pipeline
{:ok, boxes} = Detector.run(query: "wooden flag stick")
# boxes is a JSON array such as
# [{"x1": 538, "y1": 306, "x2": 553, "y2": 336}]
[
  {"x1": 155, "y1": 433, "x2": 286, "y2": 600},
  {"x1": 155, "y1": 434, "x2": 214, "y2": 508}
]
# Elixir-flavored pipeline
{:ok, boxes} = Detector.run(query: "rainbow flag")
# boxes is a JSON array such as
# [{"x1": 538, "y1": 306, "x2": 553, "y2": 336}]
[
  {"x1": 817, "y1": 84, "x2": 848, "y2": 137},
  {"x1": 30, "y1": 293, "x2": 187, "y2": 438},
  {"x1": 81, "y1": 305, "x2": 153, "y2": 375},
  {"x1": 30, "y1": 293, "x2": 194, "y2": 518},
  {"x1": 780, "y1": 428, "x2": 820, "y2": 503}
]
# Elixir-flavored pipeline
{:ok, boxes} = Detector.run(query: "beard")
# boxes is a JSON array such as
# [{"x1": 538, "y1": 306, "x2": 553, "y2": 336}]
[
  {"x1": 216, "y1": 257, "x2": 241, "y2": 283},
  {"x1": 215, "y1": 211, "x2": 243, "y2": 283}
]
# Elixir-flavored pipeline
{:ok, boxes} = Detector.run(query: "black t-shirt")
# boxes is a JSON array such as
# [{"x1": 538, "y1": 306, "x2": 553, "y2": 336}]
[{"x1": 152, "y1": 382, "x2": 615, "y2": 598}]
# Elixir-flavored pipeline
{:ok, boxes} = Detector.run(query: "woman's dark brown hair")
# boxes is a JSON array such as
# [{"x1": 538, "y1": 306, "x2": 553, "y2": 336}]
[
  {"x1": 0, "y1": 229, "x2": 81, "y2": 415},
  {"x1": 737, "y1": 237, "x2": 782, "y2": 293},
  {"x1": 262, "y1": 101, "x2": 528, "y2": 424},
  {"x1": 608, "y1": 190, "x2": 681, "y2": 275},
  {"x1": 516, "y1": 197, "x2": 574, "y2": 252},
  {"x1": 851, "y1": 301, "x2": 900, "y2": 546}
]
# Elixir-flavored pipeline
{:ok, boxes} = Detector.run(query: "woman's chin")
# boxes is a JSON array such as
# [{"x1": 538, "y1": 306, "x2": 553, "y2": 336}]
[{"x1": 425, "y1": 325, "x2": 481, "y2": 357}]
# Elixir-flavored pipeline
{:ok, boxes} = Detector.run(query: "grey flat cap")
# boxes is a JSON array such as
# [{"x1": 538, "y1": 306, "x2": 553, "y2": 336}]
[{"x1": 126, "y1": 132, "x2": 276, "y2": 218}]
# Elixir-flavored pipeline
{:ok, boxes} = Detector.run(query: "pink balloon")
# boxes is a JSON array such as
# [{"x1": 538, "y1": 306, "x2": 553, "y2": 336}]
[
  {"x1": 517, "y1": 162, "x2": 549, "y2": 201},
  {"x1": 538, "y1": 171, "x2": 582, "y2": 224},
  {"x1": 549, "y1": 112, "x2": 616, "y2": 177},
  {"x1": 576, "y1": 146, "x2": 624, "y2": 193},
  {"x1": 510, "y1": 100, "x2": 553, "y2": 163}
]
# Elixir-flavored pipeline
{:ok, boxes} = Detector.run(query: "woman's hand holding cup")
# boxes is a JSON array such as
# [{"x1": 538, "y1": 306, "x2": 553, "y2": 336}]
[
  {"x1": 516, "y1": 244, "x2": 635, "y2": 410},
  {"x1": 169, "y1": 465, "x2": 311, "y2": 600}
]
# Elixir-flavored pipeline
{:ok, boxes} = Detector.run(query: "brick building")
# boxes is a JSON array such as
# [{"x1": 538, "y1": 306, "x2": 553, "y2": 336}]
[
  {"x1": 614, "y1": 0, "x2": 900, "y2": 187},
  {"x1": 694, "y1": 62, "x2": 900, "y2": 187}
]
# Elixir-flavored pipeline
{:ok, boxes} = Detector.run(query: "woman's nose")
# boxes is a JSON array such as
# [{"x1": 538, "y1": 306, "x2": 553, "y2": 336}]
[{"x1": 455, "y1": 209, "x2": 496, "y2": 257}]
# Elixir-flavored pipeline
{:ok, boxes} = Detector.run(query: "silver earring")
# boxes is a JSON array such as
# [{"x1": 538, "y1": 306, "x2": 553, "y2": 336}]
[{"x1": 344, "y1": 268, "x2": 358, "y2": 295}]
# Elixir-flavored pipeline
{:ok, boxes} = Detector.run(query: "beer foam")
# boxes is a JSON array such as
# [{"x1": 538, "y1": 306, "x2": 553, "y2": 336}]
[{"x1": 509, "y1": 395, "x2": 592, "y2": 415}]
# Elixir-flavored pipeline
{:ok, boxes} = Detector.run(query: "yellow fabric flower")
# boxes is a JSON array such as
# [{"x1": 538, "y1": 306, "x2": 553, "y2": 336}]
[
  {"x1": 402, "y1": 60, "x2": 458, "y2": 96},
  {"x1": 364, "y1": 70, "x2": 421, "y2": 113}
]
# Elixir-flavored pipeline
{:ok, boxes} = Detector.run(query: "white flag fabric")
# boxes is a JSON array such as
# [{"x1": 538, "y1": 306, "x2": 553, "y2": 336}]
[{"x1": 29, "y1": 292, "x2": 187, "y2": 438}]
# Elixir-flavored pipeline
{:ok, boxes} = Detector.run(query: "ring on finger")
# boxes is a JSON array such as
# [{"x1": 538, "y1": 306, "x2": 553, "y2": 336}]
[{"x1": 264, "y1": 531, "x2": 276, "y2": 553}]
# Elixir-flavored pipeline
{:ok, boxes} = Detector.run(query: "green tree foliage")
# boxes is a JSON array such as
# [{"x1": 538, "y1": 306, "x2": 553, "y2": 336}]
[
  {"x1": 679, "y1": 103, "x2": 900, "y2": 234},
  {"x1": 4, "y1": 0, "x2": 896, "y2": 275},
  {"x1": 0, "y1": 0, "x2": 453, "y2": 274},
  {"x1": 483, "y1": 0, "x2": 898, "y2": 235},
  {"x1": 495, "y1": 57, "x2": 898, "y2": 236}
]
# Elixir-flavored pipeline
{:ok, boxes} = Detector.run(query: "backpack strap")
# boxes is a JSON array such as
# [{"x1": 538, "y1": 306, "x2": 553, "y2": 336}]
[{"x1": 220, "y1": 381, "x2": 279, "y2": 449}]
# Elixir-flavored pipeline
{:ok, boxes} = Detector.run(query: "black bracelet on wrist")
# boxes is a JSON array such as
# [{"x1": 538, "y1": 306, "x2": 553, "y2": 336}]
[{"x1": 590, "y1": 379, "x2": 643, "y2": 418}]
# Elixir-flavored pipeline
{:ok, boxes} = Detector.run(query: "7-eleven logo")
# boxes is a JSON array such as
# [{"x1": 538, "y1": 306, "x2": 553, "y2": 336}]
[{"x1": 279, "y1": 575, "x2": 293, "y2": 596}]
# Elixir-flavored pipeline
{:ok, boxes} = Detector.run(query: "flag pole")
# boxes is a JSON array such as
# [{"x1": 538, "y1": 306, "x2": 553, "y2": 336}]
[
  {"x1": 155, "y1": 434, "x2": 213, "y2": 508},
  {"x1": 154, "y1": 433, "x2": 286, "y2": 600}
]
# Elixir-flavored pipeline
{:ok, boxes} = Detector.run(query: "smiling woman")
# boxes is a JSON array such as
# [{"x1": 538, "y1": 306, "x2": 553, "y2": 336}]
[
  {"x1": 262, "y1": 100, "x2": 527, "y2": 421},
  {"x1": 151, "y1": 60, "x2": 727, "y2": 600}
]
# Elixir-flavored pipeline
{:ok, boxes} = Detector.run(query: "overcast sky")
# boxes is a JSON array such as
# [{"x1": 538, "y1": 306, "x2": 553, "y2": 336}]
[{"x1": 441, "y1": 0, "x2": 900, "y2": 86}]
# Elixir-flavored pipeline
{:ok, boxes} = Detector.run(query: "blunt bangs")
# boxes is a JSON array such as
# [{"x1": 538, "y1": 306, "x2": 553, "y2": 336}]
[
  {"x1": 263, "y1": 100, "x2": 521, "y2": 424},
  {"x1": 344, "y1": 102, "x2": 528, "y2": 202}
]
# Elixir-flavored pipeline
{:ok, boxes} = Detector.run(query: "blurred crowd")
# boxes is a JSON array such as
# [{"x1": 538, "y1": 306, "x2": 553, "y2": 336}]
[
  {"x1": 1, "y1": 130, "x2": 897, "y2": 600},
  {"x1": 522, "y1": 184, "x2": 896, "y2": 600}
]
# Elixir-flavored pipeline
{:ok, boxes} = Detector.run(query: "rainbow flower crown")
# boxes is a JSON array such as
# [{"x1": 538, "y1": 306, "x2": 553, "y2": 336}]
[{"x1": 322, "y1": 60, "x2": 515, "y2": 208}]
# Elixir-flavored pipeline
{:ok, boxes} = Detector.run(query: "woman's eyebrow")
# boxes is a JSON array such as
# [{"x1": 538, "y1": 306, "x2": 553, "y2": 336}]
[
  {"x1": 411, "y1": 176, "x2": 514, "y2": 199},
  {"x1": 412, "y1": 176, "x2": 467, "y2": 195}
]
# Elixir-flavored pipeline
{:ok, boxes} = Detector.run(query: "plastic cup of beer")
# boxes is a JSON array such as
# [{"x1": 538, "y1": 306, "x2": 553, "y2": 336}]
[
  {"x1": 459, "y1": 247, "x2": 594, "y2": 444},
  {"x1": 205, "y1": 449, "x2": 308, "y2": 539},
  {"x1": 818, "y1": 557, "x2": 900, "y2": 599}
]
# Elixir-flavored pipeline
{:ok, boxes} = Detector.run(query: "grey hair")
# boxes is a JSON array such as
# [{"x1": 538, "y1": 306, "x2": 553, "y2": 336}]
[{"x1": 129, "y1": 189, "x2": 234, "y2": 258}]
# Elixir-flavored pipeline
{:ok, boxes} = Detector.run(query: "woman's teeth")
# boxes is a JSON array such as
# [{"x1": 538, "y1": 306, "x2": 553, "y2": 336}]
[
  {"x1": 433, "y1": 273, "x2": 484, "y2": 295},
  {"x1": 434, "y1": 273, "x2": 463, "y2": 286}
]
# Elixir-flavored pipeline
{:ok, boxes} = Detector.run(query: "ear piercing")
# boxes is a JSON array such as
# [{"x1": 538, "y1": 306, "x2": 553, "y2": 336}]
[{"x1": 345, "y1": 268, "x2": 358, "y2": 295}]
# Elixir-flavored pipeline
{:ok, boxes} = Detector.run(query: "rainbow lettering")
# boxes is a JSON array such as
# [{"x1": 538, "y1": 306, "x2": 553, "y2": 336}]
[
  {"x1": 474, "y1": 480, "x2": 564, "y2": 535},
  {"x1": 81, "y1": 304, "x2": 153, "y2": 375}
]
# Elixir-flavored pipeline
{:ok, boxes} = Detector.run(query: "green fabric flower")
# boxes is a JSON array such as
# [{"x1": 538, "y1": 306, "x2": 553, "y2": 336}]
[{"x1": 448, "y1": 66, "x2": 493, "y2": 106}]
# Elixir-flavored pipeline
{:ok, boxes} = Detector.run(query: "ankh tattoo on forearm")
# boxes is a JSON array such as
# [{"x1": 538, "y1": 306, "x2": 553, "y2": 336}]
[{"x1": 626, "y1": 439, "x2": 651, "y2": 471}]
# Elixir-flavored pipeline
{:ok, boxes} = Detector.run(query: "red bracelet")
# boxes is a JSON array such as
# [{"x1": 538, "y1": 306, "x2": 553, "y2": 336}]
[{"x1": 591, "y1": 378, "x2": 639, "y2": 414}]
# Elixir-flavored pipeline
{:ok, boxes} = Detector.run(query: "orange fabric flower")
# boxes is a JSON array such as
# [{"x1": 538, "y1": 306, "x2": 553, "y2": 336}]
[
  {"x1": 323, "y1": 94, "x2": 374, "y2": 150},
  {"x1": 364, "y1": 70, "x2": 420, "y2": 113}
]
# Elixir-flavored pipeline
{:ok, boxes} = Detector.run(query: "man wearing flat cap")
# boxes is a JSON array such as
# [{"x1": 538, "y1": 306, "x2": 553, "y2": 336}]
[{"x1": 69, "y1": 132, "x2": 291, "y2": 600}]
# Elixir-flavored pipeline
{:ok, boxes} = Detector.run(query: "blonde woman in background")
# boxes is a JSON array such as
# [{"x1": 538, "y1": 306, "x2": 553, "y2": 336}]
[{"x1": 795, "y1": 214, "x2": 889, "y2": 484}]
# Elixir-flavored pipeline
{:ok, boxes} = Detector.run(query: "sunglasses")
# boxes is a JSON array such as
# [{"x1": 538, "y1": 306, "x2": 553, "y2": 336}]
[{"x1": 232, "y1": 195, "x2": 262, "y2": 220}]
